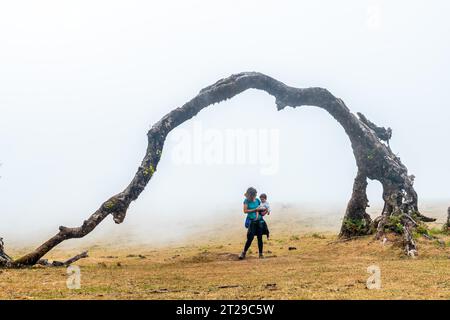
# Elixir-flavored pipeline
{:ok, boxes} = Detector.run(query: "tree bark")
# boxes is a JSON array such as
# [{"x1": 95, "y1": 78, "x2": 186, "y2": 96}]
[
  {"x1": 0, "y1": 238, "x2": 13, "y2": 268},
  {"x1": 339, "y1": 171, "x2": 372, "y2": 237},
  {"x1": 444, "y1": 207, "x2": 450, "y2": 231},
  {"x1": 1, "y1": 72, "x2": 435, "y2": 266}
]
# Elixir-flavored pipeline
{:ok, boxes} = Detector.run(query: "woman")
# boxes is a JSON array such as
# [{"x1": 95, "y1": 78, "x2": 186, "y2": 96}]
[{"x1": 239, "y1": 187, "x2": 267, "y2": 259}]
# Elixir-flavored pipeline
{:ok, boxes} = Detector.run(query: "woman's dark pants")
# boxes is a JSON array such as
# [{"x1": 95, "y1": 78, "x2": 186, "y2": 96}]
[{"x1": 244, "y1": 221, "x2": 263, "y2": 254}]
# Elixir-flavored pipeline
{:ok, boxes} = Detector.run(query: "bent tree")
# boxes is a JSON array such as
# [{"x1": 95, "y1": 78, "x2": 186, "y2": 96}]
[{"x1": 0, "y1": 72, "x2": 436, "y2": 268}]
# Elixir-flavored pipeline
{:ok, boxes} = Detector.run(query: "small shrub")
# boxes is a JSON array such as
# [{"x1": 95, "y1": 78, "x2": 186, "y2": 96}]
[
  {"x1": 385, "y1": 215, "x2": 403, "y2": 234},
  {"x1": 342, "y1": 218, "x2": 368, "y2": 234},
  {"x1": 415, "y1": 224, "x2": 430, "y2": 236},
  {"x1": 429, "y1": 227, "x2": 443, "y2": 236}
]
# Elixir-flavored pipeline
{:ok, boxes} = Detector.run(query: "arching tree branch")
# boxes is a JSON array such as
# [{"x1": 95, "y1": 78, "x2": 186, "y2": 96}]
[{"x1": 1, "y1": 72, "x2": 435, "y2": 267}]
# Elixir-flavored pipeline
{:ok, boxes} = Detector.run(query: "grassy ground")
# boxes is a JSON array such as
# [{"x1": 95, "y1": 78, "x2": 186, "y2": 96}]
[{"x1": 1, "y1": 207, "x2": 449, "y2": 299}]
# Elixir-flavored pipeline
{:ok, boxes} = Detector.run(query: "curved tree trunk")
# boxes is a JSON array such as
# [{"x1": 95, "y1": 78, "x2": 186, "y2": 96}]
[{"x1": 1, "y1": 72, "x2": 435, "y2": 267}]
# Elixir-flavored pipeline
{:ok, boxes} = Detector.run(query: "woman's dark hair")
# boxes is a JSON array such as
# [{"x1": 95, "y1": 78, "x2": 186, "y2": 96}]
[{"x1": 245, "y1": 187, "x2": 257, "y2": 200}]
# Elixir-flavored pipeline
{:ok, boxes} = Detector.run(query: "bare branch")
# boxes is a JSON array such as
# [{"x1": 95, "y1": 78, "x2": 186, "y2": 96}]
[{"x1": 36, "y1": 251, "x2": 89, "y2": 267}]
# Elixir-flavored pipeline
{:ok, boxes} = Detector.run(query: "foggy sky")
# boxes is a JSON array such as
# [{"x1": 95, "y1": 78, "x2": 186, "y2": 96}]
[{"x1": 1, "y1": 0, "x2": 449, "y2": 244}]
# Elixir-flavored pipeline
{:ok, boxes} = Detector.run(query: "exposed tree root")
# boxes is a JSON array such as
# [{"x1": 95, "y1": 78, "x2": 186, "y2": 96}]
[{"x1": 1, "y1": 72, "x2": 437, "y2": 267}]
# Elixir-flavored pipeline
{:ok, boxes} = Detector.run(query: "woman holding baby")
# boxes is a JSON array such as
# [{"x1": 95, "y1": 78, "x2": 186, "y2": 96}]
[{"x1": 239, "y1": 187, "x2": 271, "y2": 260}]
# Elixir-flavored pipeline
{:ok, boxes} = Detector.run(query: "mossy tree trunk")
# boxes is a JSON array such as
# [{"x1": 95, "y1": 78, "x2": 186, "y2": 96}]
[{"x1": 339, "y1": 171, "x2": 372, "y2": 238}]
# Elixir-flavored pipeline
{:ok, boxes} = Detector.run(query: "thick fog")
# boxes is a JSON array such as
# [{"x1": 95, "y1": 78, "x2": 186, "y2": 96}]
[{"x1": 1, "y1": 0, "x2": 449, "y2": 245}]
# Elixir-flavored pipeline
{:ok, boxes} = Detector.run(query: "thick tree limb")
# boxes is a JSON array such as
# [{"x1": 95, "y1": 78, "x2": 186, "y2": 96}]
[{"x1": 1, "y1": 72, "x2": 435, "y2": 266}]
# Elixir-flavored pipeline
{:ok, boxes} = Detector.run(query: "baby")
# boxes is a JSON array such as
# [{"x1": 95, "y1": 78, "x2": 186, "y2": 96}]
[{"x1": 255, "y1": 193, "x2": 271, "y2": 219}]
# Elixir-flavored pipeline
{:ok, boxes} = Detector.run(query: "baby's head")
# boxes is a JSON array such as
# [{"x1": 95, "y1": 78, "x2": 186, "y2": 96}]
[{"x1": 260, "y1": 193, "x2": 267, "y2": 203}]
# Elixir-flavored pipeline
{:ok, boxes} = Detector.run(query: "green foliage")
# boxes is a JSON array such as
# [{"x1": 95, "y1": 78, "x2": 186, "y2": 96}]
[
  {"x1": 428, "y1": 227, "x2": 442, "y2": 236},
  {"x1": 412, "y1": 224, "x2": 430, "y2": 239},
  {"x1": 342, "y1": 218, "x2": 368, "y2": 234},
  {"x1": 415, "y1": 224, "x2": 429, "y2": 236},
  {"x1": 384, "y1": 215, "x2": 403, "y2": 234}
]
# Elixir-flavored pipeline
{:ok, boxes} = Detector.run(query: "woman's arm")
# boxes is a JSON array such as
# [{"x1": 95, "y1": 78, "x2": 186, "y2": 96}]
[{"x1": 243, "y1": 203, "x2": 258, "y2": 214}]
